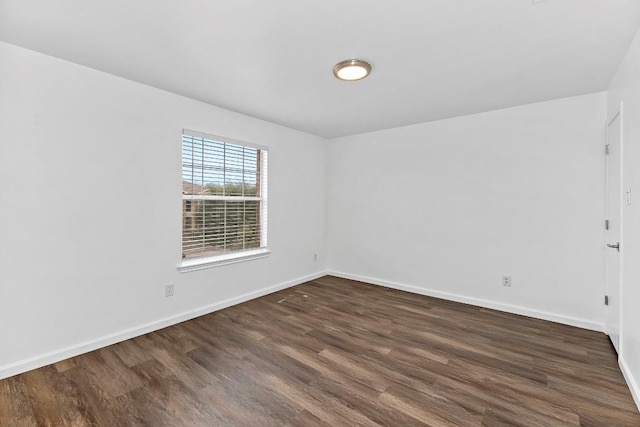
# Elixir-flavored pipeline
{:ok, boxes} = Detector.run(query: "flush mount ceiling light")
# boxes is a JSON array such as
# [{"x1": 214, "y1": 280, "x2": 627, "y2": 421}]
[{"x1": 333, "y1": 59, "x2": 372, "y2": 81}]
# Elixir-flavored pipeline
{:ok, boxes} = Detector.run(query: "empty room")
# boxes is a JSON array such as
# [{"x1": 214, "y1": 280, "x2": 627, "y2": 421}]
[{"x1": 2, "y1": 0, "x2": 640, "y2": 425}]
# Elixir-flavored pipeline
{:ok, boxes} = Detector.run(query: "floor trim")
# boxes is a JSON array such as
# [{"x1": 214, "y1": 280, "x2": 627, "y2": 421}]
[
  {"x1": 326, "y1": 271, "x2": 605, "y2": 332},
  {"x1": 620, "y1": 356, "x2": 640, "y2": 411},
  {"x1": 0, "y1": 270, "x2": 609, "y2": 381},
  {"x1": 0, "y1": 271, "x2": 326, "y2": 380}
]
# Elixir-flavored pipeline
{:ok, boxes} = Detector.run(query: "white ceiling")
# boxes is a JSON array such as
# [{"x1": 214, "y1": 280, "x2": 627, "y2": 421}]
[{"x1": 1, "y1": 1, "x2": 639, "y2": 138}]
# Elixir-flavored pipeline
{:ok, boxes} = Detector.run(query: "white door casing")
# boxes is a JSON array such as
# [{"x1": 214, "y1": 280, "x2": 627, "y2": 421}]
[{"x1": 605, "y1": 105, "x2": 623, "y2": 354}]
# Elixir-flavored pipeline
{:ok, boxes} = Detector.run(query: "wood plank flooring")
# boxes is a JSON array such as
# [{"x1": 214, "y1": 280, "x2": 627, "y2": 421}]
[{"x1": 1, "y1": 275, "x2": 638, "y2": 426}]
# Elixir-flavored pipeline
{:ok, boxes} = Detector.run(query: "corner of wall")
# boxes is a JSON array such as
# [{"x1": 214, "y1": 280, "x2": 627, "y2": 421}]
[{"x1": 620, "y1": 357, "x2": 640, "y2": 412}]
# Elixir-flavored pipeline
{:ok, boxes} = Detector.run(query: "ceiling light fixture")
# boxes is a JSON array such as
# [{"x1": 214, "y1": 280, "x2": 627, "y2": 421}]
[{"x1": 333, "y1": 59, "x2": 372, "y2": 81}]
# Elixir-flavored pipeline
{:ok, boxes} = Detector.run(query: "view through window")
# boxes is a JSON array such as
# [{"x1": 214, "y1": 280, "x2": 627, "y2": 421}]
[{"x1": 182, "y1": 131, "x2": 267, "y2": 260}]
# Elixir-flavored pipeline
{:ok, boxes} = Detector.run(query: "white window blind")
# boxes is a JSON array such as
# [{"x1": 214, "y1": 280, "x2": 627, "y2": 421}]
[{"x1": 181, "y1": 130, "x2": 268, "y2": 261}]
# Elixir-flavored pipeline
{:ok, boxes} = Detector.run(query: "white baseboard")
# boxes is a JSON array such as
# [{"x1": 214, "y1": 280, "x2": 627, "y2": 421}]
[
  {"x1": 0, "y1": 271, "x2": 326, "y2": 380},
  {"x1": 326, "y1": 270, "x2": 604, "y2": 332},
  {"x1": 0, "y1": 269, "x2": 608, "y2": 381},
  {"x1": 620, "y1": 356, "x2": 640, "y2": 412}
]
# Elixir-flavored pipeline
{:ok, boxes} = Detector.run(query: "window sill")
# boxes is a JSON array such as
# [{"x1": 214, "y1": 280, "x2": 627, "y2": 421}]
[{"x1": 178, "y1": 248, "x2": 271, "y2": 273}]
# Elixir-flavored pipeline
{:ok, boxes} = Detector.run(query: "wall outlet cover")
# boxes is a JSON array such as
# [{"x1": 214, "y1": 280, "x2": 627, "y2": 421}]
[{"x1": 165, "y1": 284, "x2": 175, "y2": 297}]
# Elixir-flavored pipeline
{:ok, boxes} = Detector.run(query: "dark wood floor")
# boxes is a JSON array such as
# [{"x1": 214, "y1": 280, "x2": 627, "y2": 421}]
[{"x1": 1, "y1": 276, "x2": 638, "y2": 426}]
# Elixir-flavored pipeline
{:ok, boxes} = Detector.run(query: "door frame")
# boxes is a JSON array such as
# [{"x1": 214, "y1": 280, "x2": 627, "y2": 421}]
[{"x1": 605, "y1": 101, "x2": 624, "y2": 354}]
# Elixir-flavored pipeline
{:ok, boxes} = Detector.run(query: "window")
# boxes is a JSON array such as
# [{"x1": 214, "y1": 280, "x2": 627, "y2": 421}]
[{"x1": 181, "y1": 130, "x2": 268, "y2": 270}]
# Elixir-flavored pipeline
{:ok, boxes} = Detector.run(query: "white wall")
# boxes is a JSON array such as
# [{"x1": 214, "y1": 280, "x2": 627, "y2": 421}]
[
  {"x1": 608, "y1": 27, "x2": 640, "y2": 409},
  {"x1": 327, "y1": 93, "x2": 607, "y2": 330},
  {"x1": 0, "y1": 42, "x2": 327, "y2": 378}
]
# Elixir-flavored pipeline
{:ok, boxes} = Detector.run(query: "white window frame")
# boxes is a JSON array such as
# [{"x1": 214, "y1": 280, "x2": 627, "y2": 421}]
[{"x1": 179, "y1": 129, "x2": 269, "y2": 273}]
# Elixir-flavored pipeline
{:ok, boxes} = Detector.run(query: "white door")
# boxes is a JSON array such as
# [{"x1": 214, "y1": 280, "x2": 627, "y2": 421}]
[{"x1": 605, "y1": 108, "x2": 623, "y2": 354}]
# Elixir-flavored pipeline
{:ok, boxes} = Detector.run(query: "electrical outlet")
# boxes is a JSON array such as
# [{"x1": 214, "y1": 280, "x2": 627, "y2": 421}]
[
  {"x1": 502, "y1": 275, "x2": 511, "y2": 287},
  {"x1": 165, "y1": 284, "x2": 175, "y2": 297},
  {"x1": 313, "y1": 253, "x2": 318, "y2": 261}
]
